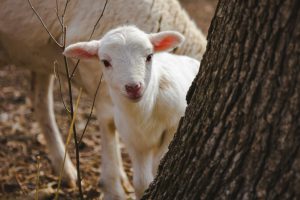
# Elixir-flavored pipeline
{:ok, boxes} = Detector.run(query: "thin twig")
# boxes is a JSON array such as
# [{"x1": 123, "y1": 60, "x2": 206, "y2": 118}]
[
  {"x1": 62, "y1": 0, "x2": 70, "y2": 19},
  {"x1": 27, "y1": 0, "x2": 62, "y2": 47},
  {"x1": 57, "y1": 1, "x2": 85, "y2": 196},
  {"x1": 61, "y1": 0, "x2": 70, "y2": 45},
  {"x1": 62, "y1": 25, "x2": 84, "y2": 199},
  {"x1": 55, "y1": 0, "x2": 63, "y2": 29},
  {"x1": 28, "y1": 0, "x2": 84, "y2": 198},
  {"x1": 55, "y1": 0, "x2": 59, "y2": 16},
  {"x1": 28, "y1": 1, "x2": 108, "y2": 199},
  {"x1": 35, "y1": 155, "x2": 41, "y2": 200},
  {"x1": 70, "y1": 60, "x2": 80, "y2": 78},
  {"x1": 56, "y1": 12, "x2": 63, "y2": 30},
  {"x1": 54, "y1": 61, "x2": 70, "y2": 113},
  {"x1": 88, "y1": 0, "x2": 109, "y2": 40},
  {"x1": 77, "y1": 1, "x2": 108, "y2": 144},
  {"x1": 79, "y1": 74, "x2": 103, "y2": 144},
  {"x1": 55, "y1": 88, "x2": 82, "y2": 200},
  {"x1": 63, "y1": 29, "x2": 84, "y2": 200}
]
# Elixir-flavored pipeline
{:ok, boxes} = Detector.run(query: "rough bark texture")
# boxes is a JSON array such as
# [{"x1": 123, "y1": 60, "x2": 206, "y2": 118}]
[{"x1": 142, "y1": 0, "x2": 300, "y2": 199}]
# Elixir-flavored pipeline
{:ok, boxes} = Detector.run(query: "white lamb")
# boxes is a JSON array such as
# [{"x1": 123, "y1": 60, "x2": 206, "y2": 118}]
[{"x1": 64, "y1": 26, "x2": 200, "y2": 199}]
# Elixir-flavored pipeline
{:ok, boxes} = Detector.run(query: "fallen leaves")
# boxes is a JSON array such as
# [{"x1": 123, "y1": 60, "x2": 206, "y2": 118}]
[{"x1": 0, "y1": 65, "x2": 133, "y2": 199}]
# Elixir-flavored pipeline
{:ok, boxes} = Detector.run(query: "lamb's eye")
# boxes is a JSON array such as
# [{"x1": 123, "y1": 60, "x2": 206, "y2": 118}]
[
  {"x1": 102, "y1": 60, "x2": 111, "y2": 68},
  {"x1": 146, "y1": 54, "x2": 153, "y2": 62}
]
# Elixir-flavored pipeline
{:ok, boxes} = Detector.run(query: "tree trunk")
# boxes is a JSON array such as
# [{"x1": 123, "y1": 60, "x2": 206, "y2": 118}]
[{"x1": 142, "y1": 0, "x2": 300, "y2": 199}]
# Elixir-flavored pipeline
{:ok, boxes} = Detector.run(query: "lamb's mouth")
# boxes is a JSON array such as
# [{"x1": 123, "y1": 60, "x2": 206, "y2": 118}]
[{"x1": 126, "y1": 93, "x2": 143, "y2": 102}]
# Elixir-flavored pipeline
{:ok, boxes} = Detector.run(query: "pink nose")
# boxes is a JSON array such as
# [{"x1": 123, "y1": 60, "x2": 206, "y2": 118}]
[{"x1": 125, "y1": 83, "x2": 142, "y2": 95}]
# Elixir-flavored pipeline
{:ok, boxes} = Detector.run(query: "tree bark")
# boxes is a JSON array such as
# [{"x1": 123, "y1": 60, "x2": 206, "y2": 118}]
[{"x1": 142, "y1": 0, "x2": 300, "y2": 199}]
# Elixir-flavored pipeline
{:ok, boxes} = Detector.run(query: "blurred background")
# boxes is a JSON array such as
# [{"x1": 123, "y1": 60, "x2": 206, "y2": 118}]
[{"x1": 0, "y1": 0, "x2": 217, "y2": 199}]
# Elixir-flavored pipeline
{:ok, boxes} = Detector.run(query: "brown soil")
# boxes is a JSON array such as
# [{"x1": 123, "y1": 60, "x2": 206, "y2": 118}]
[{"x1": 0, "y1": 1, "x2": 217, "y2": 199}]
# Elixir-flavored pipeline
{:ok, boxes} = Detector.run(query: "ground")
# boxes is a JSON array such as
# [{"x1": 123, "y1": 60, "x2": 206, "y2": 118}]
[{"x1": 0, "y1": 1, "x2": 217, "y2": 199}]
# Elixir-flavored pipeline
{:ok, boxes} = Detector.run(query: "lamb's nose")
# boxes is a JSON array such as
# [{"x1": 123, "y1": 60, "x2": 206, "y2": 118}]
[{"x1": 125, "y1": 83, "x2": 142, "y2": 95}]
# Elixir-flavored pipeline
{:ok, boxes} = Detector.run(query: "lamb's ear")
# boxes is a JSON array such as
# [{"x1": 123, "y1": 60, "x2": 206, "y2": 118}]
[
  {"x1": 63, "y1": 40, "x2": 100, "y2": 59},
  {"x1": 149, "y1": 31, "x2": 185, "y2": 52}
]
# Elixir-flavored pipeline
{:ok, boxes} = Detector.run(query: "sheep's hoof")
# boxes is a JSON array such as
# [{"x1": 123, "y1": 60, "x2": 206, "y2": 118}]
[
  {"x1": 66, "y1": 178, "x2": 77, "y2": 188},
  {"x1": 55, "y1": 164, "x2": 77, "y2": 188},
  {"x1": 99, "y1": 179, "x2": 127, "y2": 200},
  {"x1": 59, "y1": 172, "x2": 77, "y2": 188}
]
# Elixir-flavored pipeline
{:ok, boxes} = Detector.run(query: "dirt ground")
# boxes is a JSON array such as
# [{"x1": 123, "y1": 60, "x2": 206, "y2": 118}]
[{"x1": 0, "y1": 1, "x2": 217, "y2": 199}]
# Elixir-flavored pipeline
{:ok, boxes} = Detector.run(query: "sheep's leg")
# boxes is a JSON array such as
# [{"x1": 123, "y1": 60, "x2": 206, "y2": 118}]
[
  {"x1": 33, "y1": 73, "x2": 77, "y2": 187},
  {"x1": 130, "y1": 151, "x2": 154, "y2": 199},
  {"x1": 96, "y1": 116, "x2": 129, "y2": 200}
]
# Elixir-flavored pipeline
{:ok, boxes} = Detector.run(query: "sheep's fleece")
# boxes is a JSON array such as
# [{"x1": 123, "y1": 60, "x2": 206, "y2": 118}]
[{"x1": 0, "y1": 0, "x2": 206, "y2": 199}]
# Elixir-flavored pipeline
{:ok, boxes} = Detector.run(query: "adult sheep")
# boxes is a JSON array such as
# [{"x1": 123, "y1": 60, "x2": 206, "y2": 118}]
[{"x1": 0, "y1": 0, "x2": 206, "y2": 199}]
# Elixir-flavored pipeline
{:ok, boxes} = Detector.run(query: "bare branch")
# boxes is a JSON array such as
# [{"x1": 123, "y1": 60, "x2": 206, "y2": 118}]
[
  {"x1": 79, "y1": 74, "x2": 103, "y2": 144},
  {"x1": 55, "y1": 0, "x2": 59, "y2": 15},
  {"x1": 63, "y1": 26, "x2": 67, "y2": 48},
  {"x1": 55, "y1": 88, "x2": 83, "y2": 200},
  {"x1": 89, "y1": 0, "x2": 109, "y2": 40},
  {"x1": 28, "y1": 1, "x2": 108, "y2": 198},
  {"x1": 54, "y1": 61, "x2": 70, "y2": 113},
  {"x1": 63, "y1": 56, "x2": 84, "y2": 199},
  {"x1": 55, "y1": 0, "x2": 63, "y2": 30},
  {"x1": 70, "y1": 60, "x2": 80, "y2": 79},
  {"x1": 62, "y1": 0, "x2": 70, "y2": 19},
  {"x1": 55, "y1": 2, "x2": 84, "y2": 197},
  {"x1": 35, "y1": 155, "x2": 41, "y2": 200},
  {"x1": 27, "y1": 0, "x2": 62, "y2": 47}
]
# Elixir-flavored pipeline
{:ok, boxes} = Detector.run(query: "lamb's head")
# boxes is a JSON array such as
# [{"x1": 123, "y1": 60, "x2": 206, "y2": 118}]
[{"x1": 64, "y1": 26, "x2": 184, "y2": 101}]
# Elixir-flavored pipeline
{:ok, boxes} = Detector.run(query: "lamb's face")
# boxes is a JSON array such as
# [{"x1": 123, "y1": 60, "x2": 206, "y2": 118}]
[
  {"x1": 63, "y1": 26, "x2": 184, "y2": 102},
  {"x1": 99, "y1": 29, "x2": 153, "y2": 101}
]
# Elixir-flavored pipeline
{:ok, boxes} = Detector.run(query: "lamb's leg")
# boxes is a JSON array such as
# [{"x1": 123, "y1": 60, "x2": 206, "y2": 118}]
[
  {"x1": 130, "y1": 151, "x2": 153, "y2": 199},
  {"x1": 97, "y1": 118, "x2": 129, "y2": 200},
  {"x1": 33, "y1": 73, "x2": 76, "y2": 187}
]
